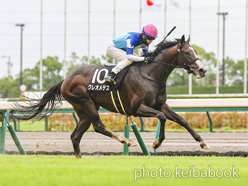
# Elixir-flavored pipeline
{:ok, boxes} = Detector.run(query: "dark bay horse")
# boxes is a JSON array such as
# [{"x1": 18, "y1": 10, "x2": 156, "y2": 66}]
[{"x1": 15, "y1": 35, "x2": 209, "y2": 158}]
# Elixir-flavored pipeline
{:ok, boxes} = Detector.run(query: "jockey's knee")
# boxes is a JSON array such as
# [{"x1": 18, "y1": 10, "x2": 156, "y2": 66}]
[
  {"x1": 113, "y1": 58, "x2": 133, "y2": 74},
  {"x1": 121, "y1": 58, "x2": 132, "y2": 66}
]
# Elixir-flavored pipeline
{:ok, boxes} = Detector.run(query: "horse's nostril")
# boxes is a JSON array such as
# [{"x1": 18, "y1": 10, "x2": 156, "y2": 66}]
[{"x1": 199, "y1": 68, "x2": 205, "y2": 73}]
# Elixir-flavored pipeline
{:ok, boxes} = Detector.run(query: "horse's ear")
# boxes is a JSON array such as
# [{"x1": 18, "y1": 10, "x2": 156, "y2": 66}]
[
  {"x1": 180, "y1": 35, "x2": 185, "y2": 45},
  {"x1": 186, "y1": 35, "x2": 190, "y2": 43}
]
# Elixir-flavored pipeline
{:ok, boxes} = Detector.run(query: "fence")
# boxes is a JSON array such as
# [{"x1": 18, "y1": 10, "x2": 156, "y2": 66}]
[{"x1": 1, "y1": 98, "x2": 248, "y2": 155}]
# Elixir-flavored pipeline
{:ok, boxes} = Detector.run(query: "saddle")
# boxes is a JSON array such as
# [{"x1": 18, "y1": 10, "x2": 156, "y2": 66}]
[{"x1": 87, "y1": 64, "x2": 130, "y2": 115}]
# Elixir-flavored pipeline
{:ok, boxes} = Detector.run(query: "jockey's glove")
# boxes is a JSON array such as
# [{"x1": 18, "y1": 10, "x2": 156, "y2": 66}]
[{"x1": 144, "y1": 57, "x2": 153, "y2": 63}]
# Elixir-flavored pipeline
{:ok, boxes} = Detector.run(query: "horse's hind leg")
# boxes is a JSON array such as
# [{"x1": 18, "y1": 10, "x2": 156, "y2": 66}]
[
  {"x1": 161, "y1": 103, "x2": 210, "y2": 149},
  {"x1": 72, "y1": 100, "x2": 136, "y2": 150},
  {"x1": 71, "y1": 109, "x2": 91, "y2": 158},
  {"x1": 88, "y1": 107, "x2": 137, "y2": 147}
]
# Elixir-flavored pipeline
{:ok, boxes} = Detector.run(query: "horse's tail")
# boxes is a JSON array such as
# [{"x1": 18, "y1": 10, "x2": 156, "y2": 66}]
[{"x1": 13, "y1": 80, "x2": 64, "y2": 121}]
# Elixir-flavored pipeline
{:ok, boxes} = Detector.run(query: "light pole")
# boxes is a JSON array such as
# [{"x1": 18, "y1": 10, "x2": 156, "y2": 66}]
[
  {"x1": 1, "y1": 56, "x2": 12, "y2": 77},
  {"x1": 217, "y1": 12, "x2": 228, "y2": 85},
  {"x1": 15, "y1": 23, "x2": 25, "y2": 86}
]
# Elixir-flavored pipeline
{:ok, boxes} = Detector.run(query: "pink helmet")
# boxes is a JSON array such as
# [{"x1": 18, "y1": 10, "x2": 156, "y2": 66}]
[{"x1": 141, "y1": 24, "x2": 158, "y2": 38}]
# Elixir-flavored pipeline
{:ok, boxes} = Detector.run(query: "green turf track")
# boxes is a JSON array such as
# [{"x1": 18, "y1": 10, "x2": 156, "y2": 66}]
[{"x1": 0, "y1": 155, "x2": 247, "y2": 186}]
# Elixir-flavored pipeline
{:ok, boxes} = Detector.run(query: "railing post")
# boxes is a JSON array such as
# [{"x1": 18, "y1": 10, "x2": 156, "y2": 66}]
[
  {"x1": 45, "y1": 117, "x2": 48, "y2": 131},
  {"x1": 13, "y1": 118, "x2": 18, "y2": 131},
  {"x1": 206, "y1": 111, "x2": 213, "y2": 132},
  {"x1": 0, "y1": 125, "x2": 6, "y2": 154},
  {"x1": 18, "y1": 120, "x2": 20, "y2": 131},
  {"x1": 0, "y1": 111, "x2": 10, "y2": 154},
  {"x1": 7, "y1": 124, "x2": 26, "y2": 155},
  {"x1": 131, "y1": 121, "x2": 151, "y2": 156},
  {"x1": 123, "y1": 125, "x2": 130, "y2": 155},
  {"x1": 139, "y1": 117, "x2": 144, "y2": 132}
]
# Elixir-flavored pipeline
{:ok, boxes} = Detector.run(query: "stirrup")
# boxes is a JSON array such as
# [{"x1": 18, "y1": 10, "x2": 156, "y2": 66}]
[
  {"x1": 104, "y1": 74, "x2": 117, "y2": 84},
  {"x1": 105, "y1": 78, "x2": 117, "y2": 84}
]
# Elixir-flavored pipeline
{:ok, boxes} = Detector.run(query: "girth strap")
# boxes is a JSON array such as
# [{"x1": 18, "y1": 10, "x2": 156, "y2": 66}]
[{"x1": 110, "y1": 89, "x2": 127, "y2": 115}]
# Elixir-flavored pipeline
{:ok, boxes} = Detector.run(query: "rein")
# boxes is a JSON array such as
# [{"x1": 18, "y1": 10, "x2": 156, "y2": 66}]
[
  {"x1": 152, "y1": 42, "x2": 199, "y2": 72},
  {"x1": 140, "y1": 41, "x2": 199, "y2": 84}
]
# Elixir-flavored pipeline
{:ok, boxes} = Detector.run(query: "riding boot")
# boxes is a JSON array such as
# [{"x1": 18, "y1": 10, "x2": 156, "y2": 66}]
[{"x1": 104, "y1": 71, "x2": 117, "y2": 83}]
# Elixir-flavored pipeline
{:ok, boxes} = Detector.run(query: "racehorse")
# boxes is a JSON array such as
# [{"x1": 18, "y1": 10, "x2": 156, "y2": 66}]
[{"x1": 14, "y1": 35, "x2": 209, "y2": 158}]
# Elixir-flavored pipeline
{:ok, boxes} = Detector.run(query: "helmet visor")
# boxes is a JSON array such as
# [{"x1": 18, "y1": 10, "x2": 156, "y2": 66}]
[{"x1": 146, "y1": 35, "x2": 156, "y2": 40}]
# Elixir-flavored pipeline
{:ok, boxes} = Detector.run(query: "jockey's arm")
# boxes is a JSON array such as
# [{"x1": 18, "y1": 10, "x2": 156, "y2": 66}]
[
  {"x1": 126, "y1": 45, "x2": 145, "y2": 61},
  {"x1": 142, "y1": 48, "x2": 148, "y2": 55},
  {"x1": 126, "y1": 47, "x2": 149, "y2": 62},
  {"x1": 125, "y1": 37, "x2": 149, "y2": 62},
  {"x1": 126, "y1": 46, "x2": 147, "y2": 62},
  {"x1": 126, "y1": 54, "x2": 144, "y2": 62}
]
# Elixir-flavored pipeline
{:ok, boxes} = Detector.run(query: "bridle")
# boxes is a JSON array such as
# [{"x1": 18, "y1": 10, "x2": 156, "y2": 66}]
[
  {"x1": 151, "y1": 41, "x2": 199, "y2": 74},
  {"x1": 139, "y1": 41, "x2": 200, "y2": 84}
]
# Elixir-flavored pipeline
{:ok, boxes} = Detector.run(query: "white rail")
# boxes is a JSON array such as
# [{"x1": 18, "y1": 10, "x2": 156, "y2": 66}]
[{"x1": 0, "y1": 98, "x2": 247, "y2": 110}]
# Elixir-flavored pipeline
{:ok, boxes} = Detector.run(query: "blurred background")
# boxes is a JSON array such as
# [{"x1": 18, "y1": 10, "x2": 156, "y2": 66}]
[{"x1": 0, "y1": 0, "x2": 247, "y2": 98}]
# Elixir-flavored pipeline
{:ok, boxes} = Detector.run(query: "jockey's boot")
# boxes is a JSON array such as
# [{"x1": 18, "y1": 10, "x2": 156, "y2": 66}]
[{"x1": 104, "y1": 71, "x2": 117, "y2": 84}]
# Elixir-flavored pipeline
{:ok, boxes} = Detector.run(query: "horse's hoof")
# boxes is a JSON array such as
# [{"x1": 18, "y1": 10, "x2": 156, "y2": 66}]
[
  {"x1": 75, "y1": 154, "x2": 82, "y2": 159},
  {"x1": 127, "y1": 141, "x2": 137, "y2": 147},
  {"x1": 153, "y1": 139, "x2": 161, "y2": 149},
  {"x1": 200, "y1": 141, "x2": 210, "y2": 149}
]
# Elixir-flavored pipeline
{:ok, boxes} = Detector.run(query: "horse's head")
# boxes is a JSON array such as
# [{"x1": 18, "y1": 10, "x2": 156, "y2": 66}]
[{"x1": 177, "y1": 35, "x2": 207, "y2": 79}]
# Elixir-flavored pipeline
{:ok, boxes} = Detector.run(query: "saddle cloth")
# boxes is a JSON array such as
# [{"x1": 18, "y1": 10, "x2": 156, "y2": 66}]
[
  {"x1": 87, "y1": 65, "x2": 130, "y2": 92},
  {"x1": 87, "y1": 64, "x2": 130, "y2": 115}
]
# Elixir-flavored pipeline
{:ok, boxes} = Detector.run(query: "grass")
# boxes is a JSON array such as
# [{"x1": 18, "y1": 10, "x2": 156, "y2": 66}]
[
  {"x1": 9, "y1": 119, "x2": 46, "y2": 131},
  {"x1": 0, "y1": 155, "x2": 247, "y2": 186}
]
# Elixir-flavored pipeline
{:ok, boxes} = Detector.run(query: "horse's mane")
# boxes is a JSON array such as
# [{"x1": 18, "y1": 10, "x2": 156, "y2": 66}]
[{"x1": 144, "y1": 40, "x2": 178, "y2": 57}]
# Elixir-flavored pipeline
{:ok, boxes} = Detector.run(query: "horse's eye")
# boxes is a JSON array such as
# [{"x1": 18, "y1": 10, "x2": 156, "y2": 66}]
[{"x1": 185, "y1": 52, "x2": 190, "y2": 55}]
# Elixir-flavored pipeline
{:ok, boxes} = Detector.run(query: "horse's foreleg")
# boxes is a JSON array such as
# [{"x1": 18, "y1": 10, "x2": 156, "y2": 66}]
[
  {"x1": 161, "y1": 103, "x2": 210, "y2": 149},
  {"x1": 135, "y1": 104, "x2": 167, "y2": 149}
]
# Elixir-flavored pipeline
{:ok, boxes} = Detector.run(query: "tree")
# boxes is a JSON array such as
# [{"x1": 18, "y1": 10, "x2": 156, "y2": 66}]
[
  {"x1": 22, "y1": 66, "x2": 39, "y2": 90},
  {"x1": 101, "y1": 54, "x2": 113, "y2": 64},
  {"x1": 67, "y1": 52, "x2": 81, "y2": 75},
  {"x1": 0, "y1": 53, "x2": 114, "y2": 97},
  {"x1": 0, "y1": 76, "x2": 20, "y2": 98},
  {"x1": 225, "y1": 57, "x2": 244, "y2": 86},
  {"x1": 166, "y1": 44, "x2": 217, "y2": 87},
  {"x1": 167, "y1": 69, "x2": 189, "y2": 86},
  {"x1": 41, "y1": 56, "x2": 63, "y2": 89},
  {"x1": 4, "y1": 45, "x2": 245, "y2": 98},
  {"x1": 192, "y1": 44, "x2": 217, "y2": 86},
  {"x1": 81, "y1": 56, "x2": 102, "y2": 65},
  {"x1": 21, "y1": 56, "x2": 63, "y2": 91},
  {"x1": 66, "y1": 52, "x2": 112, "y2": 75}
]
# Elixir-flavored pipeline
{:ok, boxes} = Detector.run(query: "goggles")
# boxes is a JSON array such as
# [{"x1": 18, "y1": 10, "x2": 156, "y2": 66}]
[{"x1": 146, "y1": 35, "x2": 156, "y2": 40}]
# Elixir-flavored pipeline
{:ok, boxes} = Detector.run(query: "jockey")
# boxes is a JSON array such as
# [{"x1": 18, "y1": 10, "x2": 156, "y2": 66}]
[{"x1": 104, "y1": 24, "x2": 158, "y2": 83}]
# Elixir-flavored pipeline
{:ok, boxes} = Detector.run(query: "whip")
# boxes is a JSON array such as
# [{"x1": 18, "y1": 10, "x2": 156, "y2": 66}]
[{"x1": 162, "y1": 26, "x2": 176, "y2": 42}]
